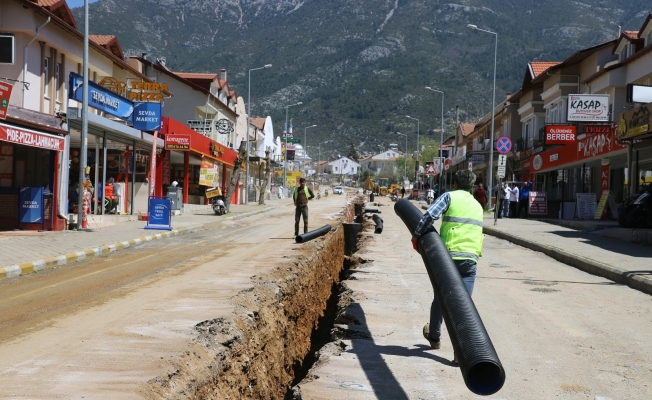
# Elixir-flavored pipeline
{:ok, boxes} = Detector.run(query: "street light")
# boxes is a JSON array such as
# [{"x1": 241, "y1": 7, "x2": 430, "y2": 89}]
[
  {"x1": 303, "y1": 124, "x2": 317, "y2": 177},
  {"x1": 245, "y1": 64, "x2": 272, "y2": 204},
  {"x1": 425, "y1": 87, "x2": 445, "y2": 192},
  {"x1": 396, "y1": 132, "x2": 408, "y2": 180},
  {"x1": 468, "y1": 23, "x2": 498, "y2": 209},
  {"x1": 406, "y1": 115, "x2": 420, "y2": 186},
  {"x1": 283, "y1": 101, "x2": 303, "y2": 190}
]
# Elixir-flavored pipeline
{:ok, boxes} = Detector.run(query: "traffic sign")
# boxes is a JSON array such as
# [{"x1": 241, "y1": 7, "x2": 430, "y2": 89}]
[
  {"x1": 285, "y1": 138, "x2": 300, "y2": 143},
  {"x1": 496, "y1": 136, "x2": 512, "y2": 154},
  {"x1": 497, "y1": 166, "x2": 506, "y2": 178},
  {"x1": 498, "y1": 154, "x2": 507, "y2": 167},
  {"x1": 425, "y1": 163, "x2": 436, "y2": 176}
]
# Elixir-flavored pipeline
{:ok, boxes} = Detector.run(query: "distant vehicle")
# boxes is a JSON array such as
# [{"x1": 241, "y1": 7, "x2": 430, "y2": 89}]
[{"x1": 333, "y1": 186, "x2": 344, "y2": 194}]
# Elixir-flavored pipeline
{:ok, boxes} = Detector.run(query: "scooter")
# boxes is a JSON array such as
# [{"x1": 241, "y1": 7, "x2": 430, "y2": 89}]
[
  {"x1": 212, "y1": 196, "x2": 227, "y2": 216},
  {"x1": 426, "y1": 189, "x2": 435, "y2": 205}
]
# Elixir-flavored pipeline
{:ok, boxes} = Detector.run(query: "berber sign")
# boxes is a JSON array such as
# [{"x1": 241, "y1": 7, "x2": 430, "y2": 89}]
[{"x1": 545, "y1": 125, "x2": 576, "y2": 144}]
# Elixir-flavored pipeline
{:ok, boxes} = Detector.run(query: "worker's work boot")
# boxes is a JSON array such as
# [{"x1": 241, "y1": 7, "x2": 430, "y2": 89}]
[{"x1": 422, "y1": 323, "x2": 441, "y2": 349}]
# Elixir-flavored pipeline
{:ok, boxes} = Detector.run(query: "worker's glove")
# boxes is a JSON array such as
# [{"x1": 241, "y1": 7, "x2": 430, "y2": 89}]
[{"x1": 411, "y1": 236, "x2": 420, "y2": 254}]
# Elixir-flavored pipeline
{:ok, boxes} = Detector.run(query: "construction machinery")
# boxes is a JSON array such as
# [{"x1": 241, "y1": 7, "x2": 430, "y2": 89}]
[
  {"x1": 364, "y1": 176, "x2": 375, "y2": 193},
  {"x1": 378, "y1": 178, "x2": 390, "y2": 195}
]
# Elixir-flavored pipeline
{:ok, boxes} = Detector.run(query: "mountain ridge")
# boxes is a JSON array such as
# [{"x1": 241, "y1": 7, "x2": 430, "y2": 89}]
[{"x1": 73, "y1": 0, "x2": 650, "y2": 155}]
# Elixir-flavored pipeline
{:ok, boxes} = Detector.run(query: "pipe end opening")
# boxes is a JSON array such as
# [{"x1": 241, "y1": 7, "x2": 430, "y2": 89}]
[{"x1": 466, "y1": 361, "x2": 505, "y2": 395}]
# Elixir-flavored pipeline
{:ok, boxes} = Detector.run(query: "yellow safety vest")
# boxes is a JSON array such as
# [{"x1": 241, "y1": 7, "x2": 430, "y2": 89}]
[
  {"x1": 293, "y1": 186, "x2": 311, "y2": 205},
  {"x1": 440, "y1": 190, "x2": 484, "y2": 261}
]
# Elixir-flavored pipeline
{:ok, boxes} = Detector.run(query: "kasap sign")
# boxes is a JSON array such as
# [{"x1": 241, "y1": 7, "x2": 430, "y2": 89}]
[{"x1": 567, "y1": 94, "x2": 609, "y2": 122}]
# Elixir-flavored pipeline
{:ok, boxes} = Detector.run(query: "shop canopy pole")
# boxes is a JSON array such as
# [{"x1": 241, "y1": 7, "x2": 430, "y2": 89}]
[
  {"x1": 102, "y1": 132, "x2": 107, "y2": 215},
  {"x1": 94, "y1": 137, "x2": 99, "y2": 214},
  {"x1": 131, "y1": 140, "x2": 136, "y2": 215},
  {"x1": 77, "y1": 0, "x2": 90, "y2": 229}
]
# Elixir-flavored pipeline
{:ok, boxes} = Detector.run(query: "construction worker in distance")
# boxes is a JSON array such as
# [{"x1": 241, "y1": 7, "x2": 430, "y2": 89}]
[
  {"x1": 410, "y1": 169, "x2": 484, "y2": 364},
  {"x1": 293, "y1": 177, "x2": 315, "y2": 238}
]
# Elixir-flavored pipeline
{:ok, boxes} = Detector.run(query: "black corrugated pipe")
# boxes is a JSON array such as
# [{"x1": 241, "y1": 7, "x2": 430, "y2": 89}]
[
  {"x1": 393, "y1": 199, "x2": 505, "y2": 395},
  {"x1": 372, "y1": 214, "x2": 383, "y2": 234},
  {"x1": 364, "y1": 208, "x2": 381, "y2": 214},
  {"x1": 295, "y1": 224, "x2": 332, "y2": 243}
]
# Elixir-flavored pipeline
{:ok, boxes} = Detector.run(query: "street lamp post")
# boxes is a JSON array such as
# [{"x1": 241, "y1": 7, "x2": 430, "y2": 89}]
[
  {"x1": 246, "y1": 64, "x2": 272, "y2": 204},
  {"x1": 468, "y1": 23, "x2": 497, "y2": 209},
  {"x1": 406, "y1": 115, "x2": 420, "y2": 186},
  {"x1": 303, "y1": 124, "x2": 317, "y2": 177},
  {"x1": 396, "y1": 132, "x2": 408, "y2": 180},
  {"x1": 425, "y1": 87, "x2": 445, "y2": 192},
  {"x1": 283, "y1": 102, "x2": 303, "y2": 190}
]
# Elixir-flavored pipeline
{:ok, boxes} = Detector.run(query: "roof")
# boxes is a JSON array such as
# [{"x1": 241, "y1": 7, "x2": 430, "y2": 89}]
[
  {"x1": 529, "y1": 62, "x2": 562, "y2": 78},
  {"x1": 250, "y1": 117, "x2": 266, "y2": 130},
  {"x1": 29, "y1": 0, "x2": 76, "y2": 28},
  {"x1": 175, "y1": 72, "x2": 219, "y2": 80},
  {"x1": 459, "y1": 123, "x2": 476, "y2": 137},
  {"x1": 89, "y1": 35, "x2": 123, "y2": 59},
  {"x1": 623, "y1": 30, "x2": 639, "y2": 39}
]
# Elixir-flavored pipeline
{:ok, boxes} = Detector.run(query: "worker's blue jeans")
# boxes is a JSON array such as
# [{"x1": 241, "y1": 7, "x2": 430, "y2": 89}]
[{"x1": 427, "y1": 259, "x2": 477, "y2": 341}]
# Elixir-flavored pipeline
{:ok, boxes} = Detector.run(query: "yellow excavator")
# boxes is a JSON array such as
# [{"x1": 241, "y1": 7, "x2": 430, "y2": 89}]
[
  {"x1": 364, "y1": 176, "x2": 375, "y2": 193},
  {"x1": 378, "y1": 178, "x2": 390, "y2": 195}
]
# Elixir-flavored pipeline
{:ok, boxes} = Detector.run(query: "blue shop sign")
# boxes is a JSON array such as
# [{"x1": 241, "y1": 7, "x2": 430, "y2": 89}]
[
  {"x1": 133, "y1": 102, "x2": 162, "y2": 131},
  {"x1": 68, "y1": 72, "x2": 134, "y2": 121},
  {"x1": 19, "y1": 187, "x2": 44, "y2": 224},
  {"x1": 145, "y1": 196, "x2": 173, "y2": 231}
]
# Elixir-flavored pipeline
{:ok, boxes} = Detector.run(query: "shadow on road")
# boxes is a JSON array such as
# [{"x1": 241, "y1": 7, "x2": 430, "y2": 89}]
[
  {"x1": 479, "y1": 276, "x2": 624, "y2": 286},
  {"x1": 546, "y1": 230, "x2": 652, "y2": 259}
]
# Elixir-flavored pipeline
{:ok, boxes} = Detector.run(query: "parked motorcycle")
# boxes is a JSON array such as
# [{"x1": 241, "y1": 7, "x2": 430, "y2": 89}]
[
  {"x1": 426, "y1": 189, "x2": 435, "y2": 205},
  {"x1": 618, "y1": 184, "x2": 652, "y2": 228},
  {"x1": 212, "y1": 196, "x2": 227, "y2": 216}
]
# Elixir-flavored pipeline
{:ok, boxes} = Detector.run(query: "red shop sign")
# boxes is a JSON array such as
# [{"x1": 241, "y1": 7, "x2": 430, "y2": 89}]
[
  {"x1": 0, "y1": 123, "x2": 65, "y2": 151},
  {"x1": 582, "y1": 124, "x2": 611, "y2": 135},
  {"x1": 165, "y1": 134, "x2": 191, "y2": 151},
  {"x1": 545, "y1": 125, "x2": 576, "y2": 144}
]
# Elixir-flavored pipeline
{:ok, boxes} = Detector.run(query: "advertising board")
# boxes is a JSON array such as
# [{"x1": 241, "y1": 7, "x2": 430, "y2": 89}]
[{"x1": 567, "y1": 94, "x2": 609, "y2": 122}]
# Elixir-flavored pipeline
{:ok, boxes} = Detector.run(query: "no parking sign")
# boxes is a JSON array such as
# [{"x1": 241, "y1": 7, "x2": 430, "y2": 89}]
[{"x1": 496, "y1": 137, "x2": 512, "y2": 154}]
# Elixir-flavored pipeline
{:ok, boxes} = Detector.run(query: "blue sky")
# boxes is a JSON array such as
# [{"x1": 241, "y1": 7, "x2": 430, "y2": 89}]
[{"x1": 66, "y1": 0, "x2": 100, "y2": 9}]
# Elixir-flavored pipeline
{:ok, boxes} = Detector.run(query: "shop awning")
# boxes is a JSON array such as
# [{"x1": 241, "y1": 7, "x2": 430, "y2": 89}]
[
  {"x1": 68, "y1": 112, "x2": 163, "y2": 150},
  {"x1": 0, "y1": 122, "x2": 66, "y2": 151}
]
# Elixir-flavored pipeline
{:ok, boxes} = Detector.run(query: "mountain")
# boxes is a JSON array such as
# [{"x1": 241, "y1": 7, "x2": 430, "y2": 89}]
[{"x1": 73, "y1": 0, "x2": 650, "y2": 156}]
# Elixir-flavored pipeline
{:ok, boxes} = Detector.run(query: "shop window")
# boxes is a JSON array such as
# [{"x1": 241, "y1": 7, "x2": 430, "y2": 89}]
[{"x1": 43, "y1": 57, "x2": 50, "y2": 97}]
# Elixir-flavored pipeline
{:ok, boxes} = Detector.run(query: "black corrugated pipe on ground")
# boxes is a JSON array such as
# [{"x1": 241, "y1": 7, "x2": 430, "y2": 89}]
[
  {"x1": 354, "y1": 203, "x2": 363, "y2": 217},
  {"x1": 394, "y1": 199, "x2": 505, "y2": 395},
  {"x1": 364, "y1": 208, "x2": 381, "y2": 214},
  {"x1": 295, "y1": 225, "x2": 332, "y2": 243},
  {"x1": 372, "y1": 214, "x2": 383, "y2": 234}
]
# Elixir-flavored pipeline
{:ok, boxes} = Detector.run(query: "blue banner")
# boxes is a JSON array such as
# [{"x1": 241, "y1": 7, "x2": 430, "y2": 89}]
[
  {"x1": 19, "y1": 187, "x2": 44, "y2": 224},
  {"x1": 68, "y1": 72, "x2": 134, "y2": 121},
  {"x1": 132, "y1": 102, "x2": 162, "y2": 131},
  {"x1": 145, "y1": 196, "x2": 173, "y2": 231}
]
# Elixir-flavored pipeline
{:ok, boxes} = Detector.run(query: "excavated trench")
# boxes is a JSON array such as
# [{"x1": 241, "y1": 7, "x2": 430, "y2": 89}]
[{"x1": 145, "y1": 199, "x2": 372, "y2": 399}]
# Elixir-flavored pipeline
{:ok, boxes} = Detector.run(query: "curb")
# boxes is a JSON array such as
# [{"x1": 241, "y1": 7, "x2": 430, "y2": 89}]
[
  {"x1": 483, "y1": 226, "x2": 652, "y2": 296},
  {"x1": 0, "y1": 206, "x2": 275, "y2": 281}
]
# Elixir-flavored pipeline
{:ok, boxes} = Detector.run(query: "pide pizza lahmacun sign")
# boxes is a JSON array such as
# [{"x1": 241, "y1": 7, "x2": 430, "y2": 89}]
[{"x1": 567, "y1": 94, "x2": 609, "y2": 122}]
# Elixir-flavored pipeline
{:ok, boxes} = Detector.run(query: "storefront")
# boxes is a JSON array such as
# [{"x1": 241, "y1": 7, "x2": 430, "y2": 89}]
[
  {"x1": 0, "y1": 121, "x2": 67, "y2": 231},
  {"x1": 617, "y1": 103, "x2": 652, "y2": 194},
  {"x1": 157, "y1": 117, "x2": 239, "y2": 206},
  {"x1": 67, "y1": 72, "x2": 164, "y2": 216},
  {"x1": 527, "y1": 124, "x2": 627, "y2": 219}
]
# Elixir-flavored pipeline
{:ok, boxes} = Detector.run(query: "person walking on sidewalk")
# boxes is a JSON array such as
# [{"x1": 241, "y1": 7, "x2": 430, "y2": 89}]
[
  {"x1": 410, "y1": 170, "x2": 484, "y2": 359},
  {"x1": 502, "y1": 182, "x2": 511, "y2": 218},
  {"x1": 509, "y1": 183, "x2": 519, "y2": 219},
  {"x1": 293, "y1": 178, "x2": 315, "y2": 237},
  {"x1": 496, "y1": 182, "x2": 506, "y2": 218},
  {"x1": 518, "y1": 181, "x2": 533, "y2": 218},
  {"x1": 473, "y1": 182, "x2": 487, "y2": 210}
]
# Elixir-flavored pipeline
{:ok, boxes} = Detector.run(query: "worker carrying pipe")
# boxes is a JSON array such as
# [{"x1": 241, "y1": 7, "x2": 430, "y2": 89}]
[{"x1": 411, "y1": 169, "x2": 484, "y2": 357}]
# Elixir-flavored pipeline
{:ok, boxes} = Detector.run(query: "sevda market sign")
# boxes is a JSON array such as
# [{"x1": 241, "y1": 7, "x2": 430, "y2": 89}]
[{"x1": 69, "y1": 72, "x2": 161, "y2": 131}]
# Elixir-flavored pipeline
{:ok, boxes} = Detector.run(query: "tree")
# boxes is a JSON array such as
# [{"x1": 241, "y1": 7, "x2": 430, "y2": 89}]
[
  {"x1": 224, "y1": 140, "x2": 246, "y2": 212},
  {"x1": 347, "y1": 142, "x2": 359, "y2": 162}
]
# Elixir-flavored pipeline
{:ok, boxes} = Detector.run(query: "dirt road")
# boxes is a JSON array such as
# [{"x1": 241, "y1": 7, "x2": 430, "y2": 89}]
[
  {"x1": 296, "y1": 202, "x2": 652, "y2": 399},
  {"x1": 0, "y1": 192, "x2": 350, "y2": 399}
]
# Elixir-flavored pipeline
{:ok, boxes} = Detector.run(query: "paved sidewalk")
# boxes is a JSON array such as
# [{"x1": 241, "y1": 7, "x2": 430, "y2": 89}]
[
  {"x1": 0, "y1": 202, "x2": 277, "y2": 280},
  {"x1": 483, "y1": 216, "x2": 652, "y2": 295}
]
